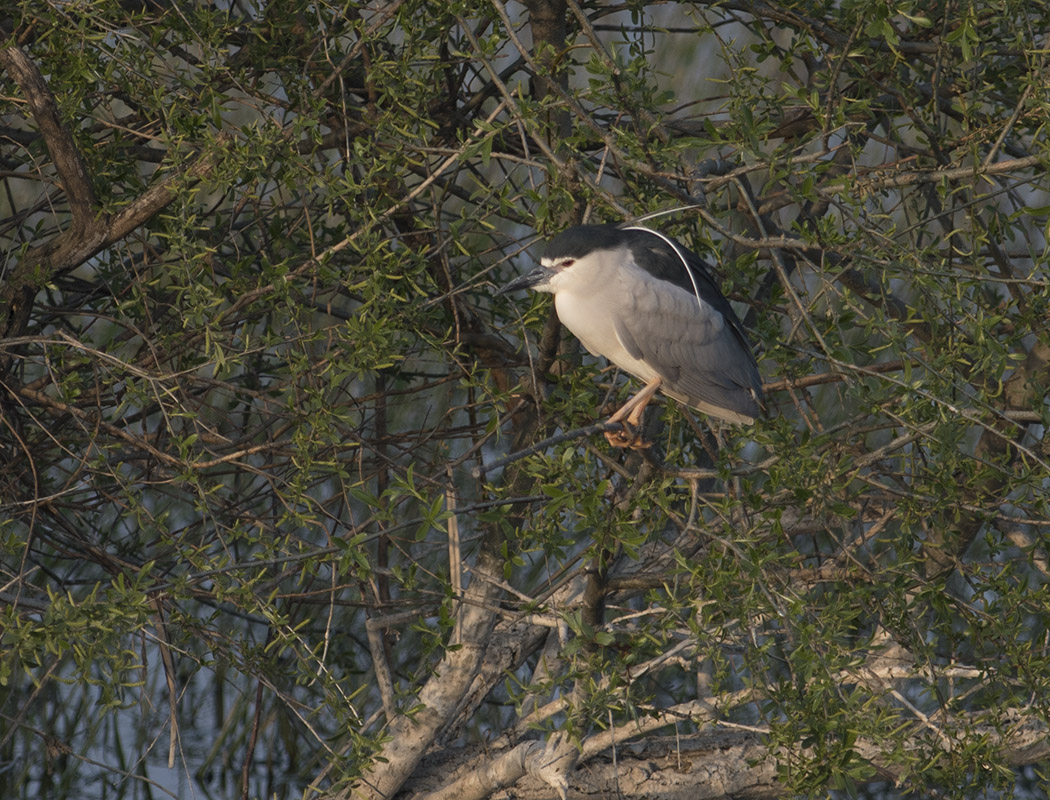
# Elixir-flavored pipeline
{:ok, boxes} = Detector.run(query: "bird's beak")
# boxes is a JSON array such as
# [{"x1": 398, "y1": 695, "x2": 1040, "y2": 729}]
[{"x1": 495, "y1": 266, "x2": 554, "y2": 296}]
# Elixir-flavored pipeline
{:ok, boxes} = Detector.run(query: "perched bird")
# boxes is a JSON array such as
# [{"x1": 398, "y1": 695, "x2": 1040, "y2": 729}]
[{"x1": 498, "y1": 224, "x2": 763, "y2": 447}]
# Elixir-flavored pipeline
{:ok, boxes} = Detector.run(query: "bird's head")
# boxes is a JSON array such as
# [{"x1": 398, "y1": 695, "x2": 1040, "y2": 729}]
[{"x1": 496, "y1": 225, "x2": 624, "y2": 296}]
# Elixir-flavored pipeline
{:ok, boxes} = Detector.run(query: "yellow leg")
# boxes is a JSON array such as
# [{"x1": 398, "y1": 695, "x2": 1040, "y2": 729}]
[{"x1": 604, "y1": 377, "x2": 662, "y2": 449}]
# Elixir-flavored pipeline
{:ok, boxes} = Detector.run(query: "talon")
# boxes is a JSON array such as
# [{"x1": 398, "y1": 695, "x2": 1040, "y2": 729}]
[
  {"x1": 602, "y1": 377, "x2": 662, "y2": 448},
  {"x1": 604, "y1": 423, "x2": 650, "y2": 449}
]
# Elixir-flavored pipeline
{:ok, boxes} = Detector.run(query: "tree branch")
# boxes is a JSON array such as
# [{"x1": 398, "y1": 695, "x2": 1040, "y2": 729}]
[{"x1": 0, "y1": 45, "x2": 229, "y2": 344}]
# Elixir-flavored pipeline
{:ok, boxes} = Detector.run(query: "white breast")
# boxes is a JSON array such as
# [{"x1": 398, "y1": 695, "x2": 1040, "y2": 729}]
[{"x1": 551, "y1": 262, "x2": 662, "y2": 384}]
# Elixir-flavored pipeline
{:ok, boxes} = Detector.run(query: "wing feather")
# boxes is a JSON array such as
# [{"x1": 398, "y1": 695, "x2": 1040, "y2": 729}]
[{"x1": 618, "y1": 269, "x2": 761, "y2": 422}]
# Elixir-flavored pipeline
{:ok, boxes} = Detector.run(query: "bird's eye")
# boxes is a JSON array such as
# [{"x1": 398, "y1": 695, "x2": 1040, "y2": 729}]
[{"x1": 558, "y1": 259, "x2": 575, "y2": 269}]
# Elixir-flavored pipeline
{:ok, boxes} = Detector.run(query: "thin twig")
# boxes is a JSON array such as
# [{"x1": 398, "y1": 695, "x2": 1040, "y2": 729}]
[{"x1": 472, "y1": 421, "x2": 626, "y2": 479}]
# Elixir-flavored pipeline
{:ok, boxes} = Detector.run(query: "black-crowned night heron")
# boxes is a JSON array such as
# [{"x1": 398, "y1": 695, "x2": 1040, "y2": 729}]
[{"x1": 499, "y1": 224, "x2": 763, "y2": 447}]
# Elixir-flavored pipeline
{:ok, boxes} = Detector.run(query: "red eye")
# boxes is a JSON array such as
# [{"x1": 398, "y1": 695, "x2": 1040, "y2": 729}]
[{"x1": 559, "y1": 259, "x2": 575, "y2": 269}]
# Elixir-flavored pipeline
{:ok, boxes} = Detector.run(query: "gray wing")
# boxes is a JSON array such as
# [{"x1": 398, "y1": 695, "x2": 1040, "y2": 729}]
[{"x1": 614, "y1": 277, "x2": 762, "y2": 423}]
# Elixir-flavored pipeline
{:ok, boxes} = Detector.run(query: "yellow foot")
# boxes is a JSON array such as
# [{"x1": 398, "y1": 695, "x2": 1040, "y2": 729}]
[{"x1": 604, "y1": 423, "x2": 651, "y2": 450}]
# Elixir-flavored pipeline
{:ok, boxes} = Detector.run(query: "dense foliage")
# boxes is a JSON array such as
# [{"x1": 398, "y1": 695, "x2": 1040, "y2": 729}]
[{"x1": 2, "y1": 1, "x2": 1049, "y2": 798}]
